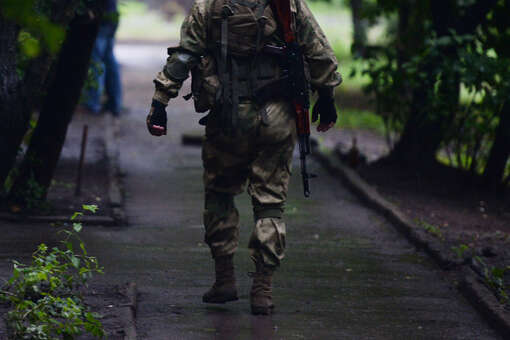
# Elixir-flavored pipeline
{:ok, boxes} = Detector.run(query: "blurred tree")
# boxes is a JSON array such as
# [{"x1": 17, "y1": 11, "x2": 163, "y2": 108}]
[
  {"x1": 482, "y1": 0, "x2": 510, "y2": 190},
  {"x1": 0, "y1": 0, "x2": 79, "y2": 191},
  {"x1": 359, "y1": 0, "x2": 507, "y2": 188},
  {"x1": 349, "y1": 0, "x2": 367, "y2": 56},
  {"x1": 1, "y1": 0, "x2": 105, "y2": 209},
  {"x1": 8, "y1": 8, "x2": 104, "y2": 207}
]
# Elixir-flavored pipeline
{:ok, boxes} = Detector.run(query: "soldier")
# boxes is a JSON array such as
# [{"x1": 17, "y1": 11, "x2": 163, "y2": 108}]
[{"x1": 147, "y1": 0, "x2": 341, "y2": 315}]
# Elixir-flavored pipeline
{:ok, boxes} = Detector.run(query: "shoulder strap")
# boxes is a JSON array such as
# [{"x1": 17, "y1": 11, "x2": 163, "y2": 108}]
[{"x1": 231, "y1": 0, "x2": 257, "y2": 9}]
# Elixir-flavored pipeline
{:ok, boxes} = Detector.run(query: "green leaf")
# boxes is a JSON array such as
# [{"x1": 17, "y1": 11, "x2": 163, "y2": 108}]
[
  {"x1": 70, "y1": 212, "x2": 83, "y2": 221},
  {"x1": 72, "y1": 223, "x2": 82, "y2": 233},
  {"x1": 71, "y1": 257, "x2": 80, "y2": 269},
  {"x1": 65, "y1": 241, "x2": 73, "y2": 252},
  {"x1": 18, "y1": 31, "x2": 41, "y2": 58},
  {"x1": 79, "y1": 242, "x2": 87, "y2": 256},
  {"x1": 37, "y1": 244, "x2": 48, "y2": 253},
  {"x1": 82, "y1": 204, "x2": 98, "y2": 213}
]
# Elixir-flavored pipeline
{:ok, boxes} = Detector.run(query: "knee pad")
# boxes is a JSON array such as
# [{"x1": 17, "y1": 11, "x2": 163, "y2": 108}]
[{"x1": 253, "y1": 203, "x2": 284, "y2": 221}]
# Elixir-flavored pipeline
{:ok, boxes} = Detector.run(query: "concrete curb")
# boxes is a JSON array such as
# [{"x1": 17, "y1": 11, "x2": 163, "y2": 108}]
[
  {"x1": 459, "y1": 270, "x2": 510, "y2": 336},
  {"x1": 311, "y1": 144, "x2": 510, "y2": 337},
  {"x1": 104, "y1": 115, "x2": 126, "y2": 226},
  {"x1": 119, "y1": 282, "x2": 137, "y2": 340},
  {"x1": 0, "y1": 213, "x2": 116, "y2": 226}
]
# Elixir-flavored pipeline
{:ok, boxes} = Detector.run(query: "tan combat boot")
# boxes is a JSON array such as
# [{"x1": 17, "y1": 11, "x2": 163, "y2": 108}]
[
  {"x1": 202, "y1": 255, "x2": 238, "y2": 303},
  {"x1": 250, "y1": 262, "x2": 275, "y2": 315}
]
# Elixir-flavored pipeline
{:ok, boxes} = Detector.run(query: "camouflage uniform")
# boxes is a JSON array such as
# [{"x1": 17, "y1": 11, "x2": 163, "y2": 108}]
[{"x1": 152, "y1": 0, "x2": 341, "y2": 268}]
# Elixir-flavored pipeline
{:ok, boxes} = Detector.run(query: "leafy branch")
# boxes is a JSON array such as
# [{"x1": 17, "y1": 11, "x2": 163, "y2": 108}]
[{"x1": 0, "y1": 204, "x2": 105, "y2": 339}]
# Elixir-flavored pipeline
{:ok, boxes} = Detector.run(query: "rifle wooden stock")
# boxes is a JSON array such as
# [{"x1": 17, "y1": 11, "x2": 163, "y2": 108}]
[{"x1": 271, "y1": 0, "x2": 313, "y2": 197}]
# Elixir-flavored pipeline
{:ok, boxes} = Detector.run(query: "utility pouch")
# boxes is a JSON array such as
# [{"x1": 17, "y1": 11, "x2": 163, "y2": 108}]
[
  {"x1": 190, "y1": 55, "x2": 221, "y2": 113},
  {"x1": 209, "y1": 0, "x2": 277, "y2": 57}
]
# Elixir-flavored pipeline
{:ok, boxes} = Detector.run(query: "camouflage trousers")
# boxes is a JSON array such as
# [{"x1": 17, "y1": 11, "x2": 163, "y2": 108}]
[{"x1": 202, "y1": 99, "x2": 297, "y2": 267}]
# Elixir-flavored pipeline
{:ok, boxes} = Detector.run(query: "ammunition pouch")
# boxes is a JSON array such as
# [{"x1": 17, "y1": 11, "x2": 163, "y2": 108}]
[
  {"x1": 209, "y1": 0, "x2": 277, "y2": 57},
  {"x1": 189, "y1": 0, "x2": 307, "y2": 134},
  {"x1": 190, "y1": 55, "x2": 221, "y2": 113}
]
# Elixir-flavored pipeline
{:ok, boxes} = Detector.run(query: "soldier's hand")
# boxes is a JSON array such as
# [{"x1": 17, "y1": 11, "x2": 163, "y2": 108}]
[
  {"x1": 312, "y1": 88, "x2": 337, "y2": 132},
  {"x1": 147, "y1": 100, "x2": 167, "y2": 136}
]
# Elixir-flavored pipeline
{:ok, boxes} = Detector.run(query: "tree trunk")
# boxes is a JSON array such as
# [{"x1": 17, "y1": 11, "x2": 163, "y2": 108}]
[
  {"x1": 389, "y1": 111, "x2": 447, "y2": 167},
  {"x1": 349, "y1": 0, "x2": 367, "y2": 57},
  {"x1": 0, "y1": 1, "x2": 82, "y2": 191},
  {"x1": 0, "y1": 17, "x2": 27, "y2": 191},
  {"x1": 386, "y1": 0, "x2": 460, "y2": 168},
  {"x1": 381, "y1": 1, "x2": 441, "y2": 167},
  {"x1": 8, "y1": 13, "x2": 102, "y2": 207},
  {"x1": 483, "y1": 102, "x2": 510, "y2": 190}
]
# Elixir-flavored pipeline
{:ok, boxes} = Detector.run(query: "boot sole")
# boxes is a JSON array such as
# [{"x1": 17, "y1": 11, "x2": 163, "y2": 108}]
[{"x1": 202, "y1": 295, "x2": 239, "y2": 304}]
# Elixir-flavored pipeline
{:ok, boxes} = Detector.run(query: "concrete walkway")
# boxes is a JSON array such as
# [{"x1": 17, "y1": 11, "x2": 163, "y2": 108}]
[
  {"x1": 88, "y1": 43, "x2": 501, "y2": 339},
  {"x1": 0, "y1": 43, "x2": 502, "y2": 339}
]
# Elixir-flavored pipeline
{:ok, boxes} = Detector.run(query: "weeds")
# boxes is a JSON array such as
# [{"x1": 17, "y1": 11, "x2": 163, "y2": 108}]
[
  {"x1": 451, "y1": 244, "x2": 470, "y2": 260},
  {"x1": 0, "y1": 205, "x2": 104, "y2": 339},
  {"x1": 473, "y1": 256, "x2": 510, "y2": 304},
  {"x1": 416, "y1": 219, "x2": 444, "y2": 240}
]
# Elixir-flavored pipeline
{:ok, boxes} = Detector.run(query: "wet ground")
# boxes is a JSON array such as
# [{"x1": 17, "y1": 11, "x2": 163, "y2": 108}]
[{"x1": 0, "y1": 43, "x2": 503, "y2": 339}]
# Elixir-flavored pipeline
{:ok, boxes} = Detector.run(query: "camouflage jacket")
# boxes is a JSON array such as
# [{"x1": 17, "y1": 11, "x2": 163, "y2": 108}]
[{"x1": 152, "y1": 0, "x2": 342, "y2": 105}]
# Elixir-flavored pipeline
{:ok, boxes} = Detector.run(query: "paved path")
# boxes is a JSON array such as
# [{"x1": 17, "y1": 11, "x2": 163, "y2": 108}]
[
  {"x1": 96, "y1": 43, "x2": 501, "y2": 339},
  {"x1": 0, "y1": 43, "x2": 502, "y2": 339}
]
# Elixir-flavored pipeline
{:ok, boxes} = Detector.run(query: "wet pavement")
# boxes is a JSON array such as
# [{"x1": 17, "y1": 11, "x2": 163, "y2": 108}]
[{"x1": 0, "y1": 43, "x2": 503, "y2": 339}]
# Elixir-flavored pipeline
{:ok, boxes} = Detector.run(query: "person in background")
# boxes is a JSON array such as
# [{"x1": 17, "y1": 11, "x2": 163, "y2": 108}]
[{"x1": 82, "y1": 0, "x2": 123, "y2": 116}]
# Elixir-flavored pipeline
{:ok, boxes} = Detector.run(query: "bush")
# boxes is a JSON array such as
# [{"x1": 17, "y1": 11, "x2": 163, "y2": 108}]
[{"x1": 0, "y1": 205, "x2": 104, "y2": 339}]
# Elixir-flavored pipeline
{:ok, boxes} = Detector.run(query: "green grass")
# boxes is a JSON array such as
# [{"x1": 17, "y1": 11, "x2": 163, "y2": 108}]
[
  {"x1": 336, "y1": 109, "x2": 386, "y2": 134},
  {"x1": 117, "y1": 0, "x2": 183, "y2": 41},
  {"x1": 308, "y1": 1, "x2": 384, "y2": 92}
]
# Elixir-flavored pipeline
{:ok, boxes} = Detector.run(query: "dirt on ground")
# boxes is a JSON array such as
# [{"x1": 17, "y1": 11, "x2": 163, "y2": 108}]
[
  {"x1": 359, "y1": 159, "x2": 510, "y2": 299},
  {"x1": 329, "y1": 128, "x2": 510, "y2": 305},
  {"x1": 46, "y1": 112, "x2": 112, "y2": 217},
  {"x1": 0, "y1": 112, "x2": 112, "y2": 218}
]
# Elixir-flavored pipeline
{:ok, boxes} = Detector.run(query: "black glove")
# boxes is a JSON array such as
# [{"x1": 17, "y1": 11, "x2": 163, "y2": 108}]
[
  {"x1": 312, "y1": 88, "x2": 337, "y2": 126},
  {"x1": 147, "y1": 99, "x2": 167, "y2": 136}
]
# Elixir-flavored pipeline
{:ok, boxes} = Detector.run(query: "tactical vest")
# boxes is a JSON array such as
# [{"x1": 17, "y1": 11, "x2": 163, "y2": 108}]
[{"x1": 191, "y1": 0, "x2": 289, "y2": 132}]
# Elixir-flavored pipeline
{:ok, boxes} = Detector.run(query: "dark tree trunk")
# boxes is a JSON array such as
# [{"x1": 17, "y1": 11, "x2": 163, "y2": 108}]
[
  {"x1": 383, "y1": 1, "x2": 444, "y2": 167},
  {"x1": 483, "y1": 103, "x2": 510, "y2": 190},
  {"x1": 0, "y1": 17, "x2": 27, "y2": 190},
  {"x1": 0, "y1": 51, "x2": 57, "y2": 193},
  {"x1": 389, "y1": 110, "x2": 447, "y2": 167},
  {"x1": 8, "y1": 13, "x2": 102, "y2": 206},
  {"x1": 386, "y1": 0, "x2": 461, "y2": 168},
  {"x1": 349, "y1": 0, "x2": 367, "y2": 56},
  {"x1": 0, "y1": 1, "x2": 82, "y2": 190}
]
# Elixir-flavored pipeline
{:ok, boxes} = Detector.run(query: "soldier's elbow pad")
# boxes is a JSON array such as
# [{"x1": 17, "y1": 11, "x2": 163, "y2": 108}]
[{"x1": 164, "y1": 51, "x2": 199, "y2": 82}]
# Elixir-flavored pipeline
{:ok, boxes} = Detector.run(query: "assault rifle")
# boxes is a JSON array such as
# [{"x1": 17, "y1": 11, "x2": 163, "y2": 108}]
[{"x1": 269, "y1": 0, "x2": 315, "y2": 198}]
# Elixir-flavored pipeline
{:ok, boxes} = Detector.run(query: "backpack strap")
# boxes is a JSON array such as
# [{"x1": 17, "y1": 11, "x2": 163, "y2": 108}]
[
  {"x1": 250, "y1": 0, "x2": 271, "y2": 115},
  {"x1": 231, "y1": 59, "x2": 240, "y2": 130},
  {"x1": 218, "y1": 3, "x2": 234, "y2": 134},
  {"x1": 231, "y1": 0, "x2": 258, "y2": 9},
  {"x1": 255, "y1": 0, "x2": 270, "y2": 52}
]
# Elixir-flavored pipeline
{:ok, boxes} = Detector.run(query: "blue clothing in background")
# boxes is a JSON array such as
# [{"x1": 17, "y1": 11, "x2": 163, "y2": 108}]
[
  {"x1": 85, "y1": 0, "x2": 122, "y2": 115},
  {"x1": 105, "y1": 0, "x2": 117, "y2": 13}
]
